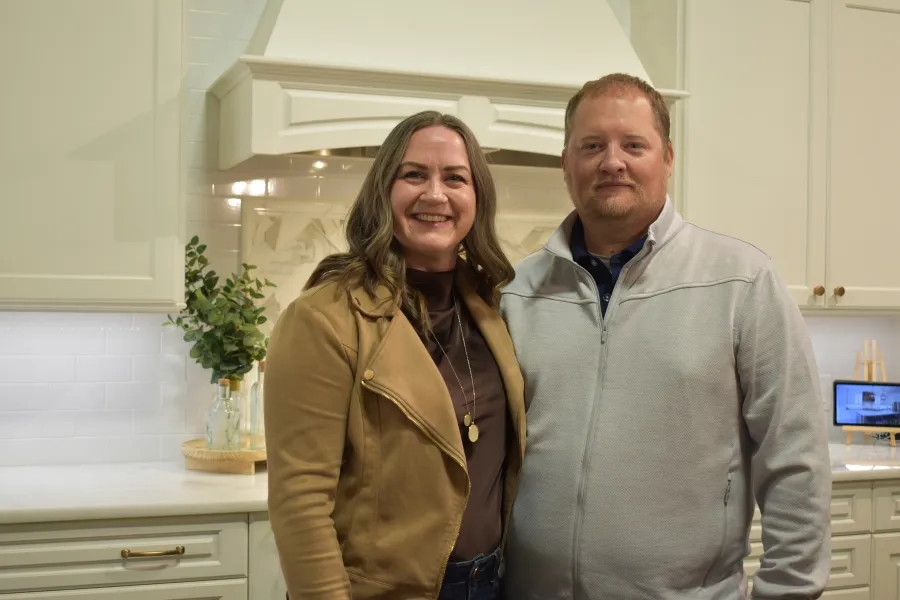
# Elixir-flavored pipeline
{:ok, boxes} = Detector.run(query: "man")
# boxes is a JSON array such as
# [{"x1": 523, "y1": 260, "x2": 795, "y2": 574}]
[{"x1": 499, "y1": 73, "x2": 831, "y2": 599}]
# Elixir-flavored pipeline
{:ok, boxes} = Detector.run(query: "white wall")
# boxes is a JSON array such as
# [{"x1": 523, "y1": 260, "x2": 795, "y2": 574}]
[{"x1": 0, "y1": 0, "x2": 897, "y2": 466}]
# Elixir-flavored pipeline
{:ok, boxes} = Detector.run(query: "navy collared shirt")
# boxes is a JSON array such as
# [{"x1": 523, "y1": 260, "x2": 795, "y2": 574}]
[{"x1": 570, "y1": 217, "x2": 646, "y2": 316}]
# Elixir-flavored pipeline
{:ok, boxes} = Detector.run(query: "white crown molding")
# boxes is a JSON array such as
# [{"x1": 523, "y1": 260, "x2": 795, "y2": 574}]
[
  {"x1": 210, "y1": 57, "x2": 690, "y2": 170},
  {"x1": 213, "y1": 57, "x2": 690, "y2": 106}
]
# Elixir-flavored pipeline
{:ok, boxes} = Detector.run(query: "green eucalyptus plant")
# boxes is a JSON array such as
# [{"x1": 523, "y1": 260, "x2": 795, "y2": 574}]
[{"x1": 167, "y1": 235, "x2": 276, "y2": 384}]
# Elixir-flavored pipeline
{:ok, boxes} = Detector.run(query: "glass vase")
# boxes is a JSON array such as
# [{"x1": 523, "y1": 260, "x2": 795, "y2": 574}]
[
  {"x1": 249, "y1": 360, "x2": 266, "y2": 449},
  {"x1": 207, "y1": 378, "x2": 242, "y2": 451}
]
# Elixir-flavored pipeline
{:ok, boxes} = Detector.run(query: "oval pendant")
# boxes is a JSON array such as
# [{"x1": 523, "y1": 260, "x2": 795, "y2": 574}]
[
  {"x1": 463, "y1": 412, "x2": 472, "y2": 427},
  {"x1": 468, "y1": 423, "x2": 480, "y2": 443}
]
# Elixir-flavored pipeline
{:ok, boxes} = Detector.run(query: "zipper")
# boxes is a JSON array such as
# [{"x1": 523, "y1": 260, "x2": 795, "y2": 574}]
[
  {"x1": 570, "y1": 266, "x2": 604, "y2": 600},
  {"x1": 569, "y1": 248, "x2": 648, "y2": 598},
  {"x1": 703, "y1": 472, "x2": 733, "y2": 586},
  {"x1": 360, "y1": 379, "x2": 470, "y2": 597}
]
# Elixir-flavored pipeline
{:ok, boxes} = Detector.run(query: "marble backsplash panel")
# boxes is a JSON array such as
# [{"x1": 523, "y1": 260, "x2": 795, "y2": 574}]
[{"x1": 241, "y1": 197, "x2": 560, "y2": 334}]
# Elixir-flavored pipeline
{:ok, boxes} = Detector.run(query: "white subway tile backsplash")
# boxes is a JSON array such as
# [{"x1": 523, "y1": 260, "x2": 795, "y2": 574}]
[
  {"x1": 105, "y1": 382, "x2": 162, "y2": 410},
  {"x1": 134, "y1": 407, "x2": 186, "y2": 436},
  {"x1": 0, "y1": 411, "x2": 75, "y2": 439},
  {"x1": 0, "y1": 357, "x2": 76, "y2": 383},
  {"x1": 0, "y1": 327, "x2": 105, "y2": 356},
  {"x1": 186, "y1": 62, "x2": 219, "y2": 90},
  {"x1": 133, "y1": 354, "x2": 186, "y2": 383},
  {"x1": 103, "y1": 436, "x2": 162, "y2": 463},
  {"x1": 186, "y1": 195, "x2": 243, "y2": 224},
  {"x1": 186, "y1": 141, "x2": 210, "y2": 169},
  {"x1": 106, "y1": 328, "x2": 162, "y2": 355},
  {"x1": 161, "y1": 327, "x2": 190, "y2": 355},
  {"x1": 76, "y1": 356, "x2": 132, "y2": 382},
  {"x1": 75, "y1": 410, "x2": 134, "y2": 437}
]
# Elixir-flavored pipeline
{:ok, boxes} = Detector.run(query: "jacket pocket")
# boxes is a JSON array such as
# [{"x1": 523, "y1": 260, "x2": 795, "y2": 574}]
[
  {"x1": 702, "y1": 472, "x2": 734, "y2": 587},
  {"x1": 347, "y1": 571, "x2": 396, "y2": 598}
]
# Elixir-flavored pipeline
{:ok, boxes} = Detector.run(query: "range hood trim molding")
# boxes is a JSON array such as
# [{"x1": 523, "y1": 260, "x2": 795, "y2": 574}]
[
  {"x1": 211, "y1": 58, "x2": 689, "y2": 171},
  {"x1": 212, "y1": 56, "x2": 689, "y2": 107}
]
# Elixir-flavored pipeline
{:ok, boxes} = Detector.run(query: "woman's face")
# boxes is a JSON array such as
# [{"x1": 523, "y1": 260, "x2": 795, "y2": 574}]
[{"x1": 391, "y1": 125, "x2": 476, "y2": 272}]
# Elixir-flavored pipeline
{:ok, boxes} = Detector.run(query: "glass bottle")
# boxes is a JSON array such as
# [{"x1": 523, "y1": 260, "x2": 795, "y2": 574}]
[
  {"x1": 250, "y1": 360, "x2": 266, "y2": 449},
  {"x1": 207, "y1": 378, "x2": 242, "y2": 450}
]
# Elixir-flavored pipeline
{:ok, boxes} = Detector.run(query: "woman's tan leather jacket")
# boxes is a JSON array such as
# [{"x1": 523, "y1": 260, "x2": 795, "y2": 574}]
[{"x1": 264, "y1": 267, "x2": 526, "y2": 599}]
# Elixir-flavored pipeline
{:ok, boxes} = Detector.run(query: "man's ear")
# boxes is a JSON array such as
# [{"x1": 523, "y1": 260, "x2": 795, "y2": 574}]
[{"x1": 665, "y1": 141, "x2": 674, "y2": 178}]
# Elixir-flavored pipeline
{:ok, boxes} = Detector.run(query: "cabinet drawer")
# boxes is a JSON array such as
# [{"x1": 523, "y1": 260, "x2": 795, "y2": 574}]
[
  {"x1": 750, "y1": 483, "x2": 872, "y2": 542},
  {"x1": 0, "y1": 579, "x2": 246, "y2": 599},
  {"x1": 825, "y1": 535, "x2": 871, "y2": 589},
  {"x1": 743, "y1": 535, "x2": 870, "y2": 590},
  {"x1": 0, "y1": 514, "x2": 247, "y2": 593},
  {"x1": 874, "y1": 482, "x2": 900, "y2": 532},
  {"x1": 831, "y1": 483, "x2": 872, "y2": 535}
]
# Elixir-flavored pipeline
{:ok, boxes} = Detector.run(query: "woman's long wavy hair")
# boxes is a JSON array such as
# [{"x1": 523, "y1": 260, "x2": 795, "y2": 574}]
[{"x1": 305, "y1": 110, "x2": 515, "y2": 332}]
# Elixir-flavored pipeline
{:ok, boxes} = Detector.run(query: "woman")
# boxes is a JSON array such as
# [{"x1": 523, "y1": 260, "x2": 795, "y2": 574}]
[{"x1": 264, "y1": 110, "x2": 526, "y2": 600}]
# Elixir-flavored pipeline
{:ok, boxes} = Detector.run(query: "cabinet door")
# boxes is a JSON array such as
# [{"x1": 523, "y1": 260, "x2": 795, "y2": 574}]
[
  {"x1": 826, "y1": 0, "x2": 900, "y2": 308},
  {"x1": 0, "y1": 0, "x2": 184, "y2": 312},
  {"x1": 249, "y1": 514, "x2": 287, "y2": 600},
  {"x1": 0, "y1": 580, "x2": 246, "y2": 599},
  {"x1": 682, "y1": 0, "x2": 829, "y2": 307},
  {"x1": 873, "y1": 533, "x2": 900, "y2": 599}
]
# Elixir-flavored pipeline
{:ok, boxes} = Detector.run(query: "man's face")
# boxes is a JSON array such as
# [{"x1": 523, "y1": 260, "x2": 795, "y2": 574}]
[{"x1": 562, "y1": 89, "x2": 673, "y2": 224}]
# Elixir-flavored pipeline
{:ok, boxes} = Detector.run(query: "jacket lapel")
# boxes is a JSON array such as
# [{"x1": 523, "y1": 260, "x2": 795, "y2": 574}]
[
  {"x1": 350, "y1": 267, "x2": 526, "y2": 467},
  {"x1": 361, "y1": 308, "x2": 467, "y2": 468}
]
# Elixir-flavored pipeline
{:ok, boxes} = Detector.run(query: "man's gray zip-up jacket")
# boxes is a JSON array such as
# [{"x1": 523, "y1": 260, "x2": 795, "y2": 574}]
[{"x1": 499, "y1": 198, "x2": 832, "y2": 600}]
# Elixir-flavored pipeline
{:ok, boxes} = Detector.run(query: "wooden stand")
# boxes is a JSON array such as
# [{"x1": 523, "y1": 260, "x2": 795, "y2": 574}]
[
  {"x1": 843, "y1": 339, "x2": 892, "y2": 446},
  {"x1": 181, "y1": 437, "x2": 267, "y2": 475}
]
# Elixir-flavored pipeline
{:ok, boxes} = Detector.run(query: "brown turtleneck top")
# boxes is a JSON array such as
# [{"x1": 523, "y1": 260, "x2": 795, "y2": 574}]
[{"x1": 404, "y1": 268, "x2": 508, "y2": 561}]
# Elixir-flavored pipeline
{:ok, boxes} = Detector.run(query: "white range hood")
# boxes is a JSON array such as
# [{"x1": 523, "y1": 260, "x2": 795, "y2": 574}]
[{"x1": 211, "y1": 0, "x2": 681, "y2": 170}]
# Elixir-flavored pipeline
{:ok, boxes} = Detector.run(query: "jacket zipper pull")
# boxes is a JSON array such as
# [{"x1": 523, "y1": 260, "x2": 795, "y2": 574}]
[
  {"x1": 724, "y1": 474, "x2": 732, "y2": 505},
  {"x1": 601, "y1": 324, "x2": 608, "y2": 344}
]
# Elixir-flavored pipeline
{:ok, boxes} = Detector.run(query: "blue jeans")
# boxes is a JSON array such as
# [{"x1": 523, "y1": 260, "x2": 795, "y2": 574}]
[{"x1": 438, "y1": 547, "x2": 502, "y2": 600}]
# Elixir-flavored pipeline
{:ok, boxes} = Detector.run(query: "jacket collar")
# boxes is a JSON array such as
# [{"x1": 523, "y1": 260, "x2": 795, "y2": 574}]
[{"x1": 544, "y1": 195, "x2": 683, "y2": 261}]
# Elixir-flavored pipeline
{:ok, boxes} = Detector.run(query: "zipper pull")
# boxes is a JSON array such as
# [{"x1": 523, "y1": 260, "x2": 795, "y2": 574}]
[
  {"x1": 601, "y1": 324, "x2": 608, "y2": 344},
  {"x1": 724, "y1": 474, "x2": 732, "y2": 505}
]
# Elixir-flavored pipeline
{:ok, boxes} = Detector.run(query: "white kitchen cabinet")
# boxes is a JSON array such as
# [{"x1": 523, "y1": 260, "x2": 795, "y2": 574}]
[
  {"x1": 826, "y1": 0, "x2": 900, "y2": 309},
  {"x1": 0, "y1": 580, "x2": 246, "y2": 600},
  {"x1": 249, "y1": 513, "x2": 287, "y2": 600},
  {"x1": 0, "y1": 0, "x2": 185, "y2": 312},
  {"x1": 681, "y1": 0, "x2": 900, "y2": 310}
]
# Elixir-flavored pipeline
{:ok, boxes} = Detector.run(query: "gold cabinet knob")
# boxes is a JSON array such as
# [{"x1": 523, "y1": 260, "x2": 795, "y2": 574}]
[
  {"x1": 813, "y1": 285, "x2": 825, "y2": 297},
  {"x1": 834, "y1": 286, "x2": 846, "y2": 297}
]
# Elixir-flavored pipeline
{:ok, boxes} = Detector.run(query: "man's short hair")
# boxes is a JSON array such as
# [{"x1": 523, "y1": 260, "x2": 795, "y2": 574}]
[{"x1": 564, "y1": 73, "x2": 671, "y2": 149}]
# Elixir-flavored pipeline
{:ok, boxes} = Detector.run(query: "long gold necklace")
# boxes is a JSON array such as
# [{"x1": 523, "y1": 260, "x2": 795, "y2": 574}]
[{"x1": 431, "y1": 297, "x2": 479, "y2": 443}]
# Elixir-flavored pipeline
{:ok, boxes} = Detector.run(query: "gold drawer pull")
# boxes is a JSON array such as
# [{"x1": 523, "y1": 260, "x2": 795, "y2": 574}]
[{"x1": 121, "y1": 545, "x2": 185, "y2": 559}]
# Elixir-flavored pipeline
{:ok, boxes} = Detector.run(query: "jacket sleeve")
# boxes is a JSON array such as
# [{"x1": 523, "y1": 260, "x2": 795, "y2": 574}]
[
  {"x1": 736, "y1": 261, "x2": 832, "y2": 599},
  {"x1": 264, "y1": 298, "x2": 354, "y2": 599}
]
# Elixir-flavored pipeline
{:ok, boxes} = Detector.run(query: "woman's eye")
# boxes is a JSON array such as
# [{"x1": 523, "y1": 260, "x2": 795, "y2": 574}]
[
  {"x1": 402, "y1": 171, "x2": 424, "y2": 180},
  {"x1": 448, "y1": 174, "x2": 467, "y2": 183}
]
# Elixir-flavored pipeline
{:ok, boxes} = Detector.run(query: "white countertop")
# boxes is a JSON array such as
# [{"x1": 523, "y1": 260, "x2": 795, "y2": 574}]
[
  {"x1": 829, "y1": 440, "x2": 900, "y2": 482},
  {"x1": 1, "y1": 442, "x2": 899, "y2": 525},
  {"x1": 0, "y1": 461, "x2": 268, "y2": 525}
]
